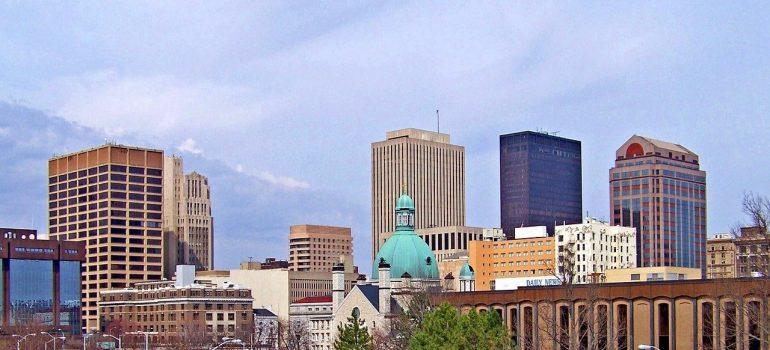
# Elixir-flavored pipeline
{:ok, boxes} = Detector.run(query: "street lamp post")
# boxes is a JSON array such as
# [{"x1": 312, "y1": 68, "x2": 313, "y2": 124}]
[
  {"x1": 83, "y1": 333, "x2": 92, "y2": 350},
  {"x1": 40, "y1": 332, "x2": 66, "y2": 350},
  {"x1": 126, "y1": 331, "x2": 158, "y2": 350},
  {"x1": 211, "y1": 337, "x2": 245, "y2": 350},
  {"x1": 102, "y1": 334, "x2": 123, "y2": 350},
  {"x1": 13, "y1": 333, "x2": 36, "y2": 350}
]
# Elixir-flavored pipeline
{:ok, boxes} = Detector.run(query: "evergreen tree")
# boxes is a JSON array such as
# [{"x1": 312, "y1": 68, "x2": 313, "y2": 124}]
[
  {"x1": 409, "y1": 303, "x2": 513, "y2": 350},
  {"x1": 334, "y1": 310, "x2": 374, "y2": 350}
]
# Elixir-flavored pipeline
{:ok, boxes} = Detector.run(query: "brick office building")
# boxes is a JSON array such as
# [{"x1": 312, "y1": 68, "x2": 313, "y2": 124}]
[{"x1": 99, "y1": 266, "x2": 253, "y2": 344}]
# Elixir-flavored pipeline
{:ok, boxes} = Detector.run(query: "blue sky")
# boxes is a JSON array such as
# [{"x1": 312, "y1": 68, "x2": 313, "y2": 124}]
[{"x1": 1, "y1": 2, "x2": 769, "y2": 272}]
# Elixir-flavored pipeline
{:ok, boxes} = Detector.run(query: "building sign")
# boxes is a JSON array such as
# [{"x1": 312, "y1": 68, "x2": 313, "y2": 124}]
[{"x1": 494, "y1": 276, "x2": 561, "y2": 290}]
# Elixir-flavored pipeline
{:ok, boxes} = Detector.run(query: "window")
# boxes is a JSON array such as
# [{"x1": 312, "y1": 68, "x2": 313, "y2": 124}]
[
  {"x1": 617, "y1": 304, "x2": 628, "y2": 350},
  {"x1": 724, "y1": 302, "x2": 737, "y2": 350},
  {"x1": 658, "y1": 303, "x2": 670, "y2": 350},
  {"x1": 630, "y1": 274, "x2": 640, "y2": 281},
  {"x1": 702, "y1": 302, "x2": 714, "y2": 350}
]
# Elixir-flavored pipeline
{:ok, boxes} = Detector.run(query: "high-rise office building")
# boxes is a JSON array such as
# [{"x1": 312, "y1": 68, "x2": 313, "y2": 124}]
[
  {"x1": 499, "y1": 131, "x2": 582, "y2": 237},
  {"x1": 48, "y1": 144, "x2": 165, "y2": 330},
  {"x1": 162, "y1": 155, "x2": 214, "y2": 276},
  {"x1": 371, "y1": 128, "x2": 465, "y2": 258},
  {"x1": 288, "y1": 225, "x2": 353, "y2": 272},
  {"x1": 609, "y1": 135, "x2": 707, "y2": 270}
]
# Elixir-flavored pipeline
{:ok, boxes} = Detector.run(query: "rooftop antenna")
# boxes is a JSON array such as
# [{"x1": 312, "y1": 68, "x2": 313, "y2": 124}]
[{"x1": 436, "y1": 109, "x2": 440, "y2": 133}]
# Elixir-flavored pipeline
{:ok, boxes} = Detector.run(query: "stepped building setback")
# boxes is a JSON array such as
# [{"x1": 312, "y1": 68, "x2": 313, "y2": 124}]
[{"x1": 162, "y1": 155, "x2": 214, "y2": 276}]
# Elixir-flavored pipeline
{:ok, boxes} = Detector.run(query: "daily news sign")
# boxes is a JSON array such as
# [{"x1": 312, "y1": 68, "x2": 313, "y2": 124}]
[{"x1": 494, "y1": 276, "x2": 561, "y2": 290}]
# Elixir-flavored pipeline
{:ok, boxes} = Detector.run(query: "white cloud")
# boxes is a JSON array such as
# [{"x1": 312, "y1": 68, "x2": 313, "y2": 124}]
[
  {"x1": 36, "y1": 70, "x2": 273, "y2": 138},
  {"x1": 177, "y1": 138, "x2": 203, "y2": 155},
  {"x1": 257, "y1": 171, "x2": 310, "y2": 190}
]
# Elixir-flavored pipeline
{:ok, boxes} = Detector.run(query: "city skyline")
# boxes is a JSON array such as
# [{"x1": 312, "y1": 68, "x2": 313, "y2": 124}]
[{"x1": 1, "y1": 2, "x2": 770, "y2": 273}]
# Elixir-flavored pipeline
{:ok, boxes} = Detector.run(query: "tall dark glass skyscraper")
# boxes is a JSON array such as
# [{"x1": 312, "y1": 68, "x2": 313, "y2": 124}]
[{"x1": 500, "y1": 131, "x2": 582, "y2": 237}]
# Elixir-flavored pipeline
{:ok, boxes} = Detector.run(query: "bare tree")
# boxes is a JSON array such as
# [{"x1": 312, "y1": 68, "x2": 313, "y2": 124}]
[
  {"x1": 740, "y1": 192, "x2": 770, "y2": 234},
  {"x1": 168, "y1": 319, "x2": 212, "y2": 350},
  {"x1": 522, "y1": 242, "x2": 621, "y2": 350},
  {"x1": 278, "y1": 318, "x2": 310, "y2": 350},
  {"x1": 709, "y1": 194, "x2": 770, "y2": 350}
]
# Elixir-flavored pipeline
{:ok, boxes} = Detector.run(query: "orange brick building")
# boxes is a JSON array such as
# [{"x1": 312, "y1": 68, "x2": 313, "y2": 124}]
[{"x1": 469, "y1": 235, "x2": 556, "y2": 291}]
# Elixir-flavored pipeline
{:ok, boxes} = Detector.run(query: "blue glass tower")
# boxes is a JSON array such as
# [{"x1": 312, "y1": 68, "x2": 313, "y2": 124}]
[{"x1": 499, "y1": 131, "x2": 582, "y2": 237}]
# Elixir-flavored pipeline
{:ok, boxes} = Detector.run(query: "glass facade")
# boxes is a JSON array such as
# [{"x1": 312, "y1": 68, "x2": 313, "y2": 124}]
[
  {"x1": 500, "y1": 132, "x2": 582, "y2": 236},
  {"x1": 610, "y1": 138, "x2": 707, "y2": 270},
  {"x1": 60, "y1": 260, "x2": 82, "y2": 332},
  {"x1": 9, "y1": 259, "x2": 54, "y2": 326}
]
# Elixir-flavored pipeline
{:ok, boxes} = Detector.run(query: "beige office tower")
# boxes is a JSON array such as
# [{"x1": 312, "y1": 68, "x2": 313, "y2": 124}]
[
  {"x1": 162, "y1": 155, "x2": 214, "y2": 277},
  {"x1": 289, "y1": 225, "x2": 353, "y2": 272},
  {"x1": 48, "y1": 144, "x2": 165, "y2": 331},
  {"x1": 371, "y1": 128, "x2": 466, "y2": 258}
]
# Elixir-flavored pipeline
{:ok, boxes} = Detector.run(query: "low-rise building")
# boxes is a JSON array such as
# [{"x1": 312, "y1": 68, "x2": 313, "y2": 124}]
[
  {"x1": 240, "y1": 257, "x2": 289, "y2": 270},
  {"x1": 99, "y1": 266, "x2": 254, "y2": 344},
  {"x1": 196, "y1": 263, "x2": 359, "y2": 320},
  {"x1": 414, "y1": 225, "x2": 484, "y2": 261},
  {"x1": 734, "y1": 226, "x2": 770, "y2": 277},
  {"x1": 706, "y1": 233, "x2": 737, "y2": 279},
  {"x1": 438, "y1": 278, "x2": 770, "y2": 350},
  {"x1": 554, "y1": 218, "x2": 637, "y2": 284},
  {"x1": 603, "y1": 266, "x2": 701, "y2": 283},
  {"x1": 289, "y1": 295, "x2": 334, "y2": 350},
  {"x1": 469, "y1": 227, "x2": 555, "y2": 291},
  {"x1": 0, "y1": 229, "x2": 85, "y2": 334}
]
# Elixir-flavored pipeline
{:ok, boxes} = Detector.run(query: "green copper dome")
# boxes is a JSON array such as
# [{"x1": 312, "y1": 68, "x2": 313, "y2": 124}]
[
  {"x1": 395, "y1": 193, "x2": 415, "y2": 210},
  {"x1": 459, "y1": 262, "x2": 474, "y2": 280},
  {"x1": 372, "y1": 192, "x2": 438, "y2": 280}
]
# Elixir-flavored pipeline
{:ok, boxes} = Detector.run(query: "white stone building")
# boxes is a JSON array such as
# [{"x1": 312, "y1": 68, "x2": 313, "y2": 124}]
[
  {"x1": 289, "y1": 295, "x2": 334, "y2": 350},
  {"x1": 554, "y1": 217, "x2": 637, "y2": 283}
]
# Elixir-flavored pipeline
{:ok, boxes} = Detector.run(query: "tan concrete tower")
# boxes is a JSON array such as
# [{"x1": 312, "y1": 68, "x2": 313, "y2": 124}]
[
  {"x1": 162, "y1": 155, "x2": 214, "y2": 276},
  {"x1": 48, "y1": 144, "x2": 165, "y2": 331},
  {"x1": 371, "y1": 128, "x2": 466, "y2": 259},
  {"x1": 289, "y1": 225, "x2": 352, "y2": 272}
]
